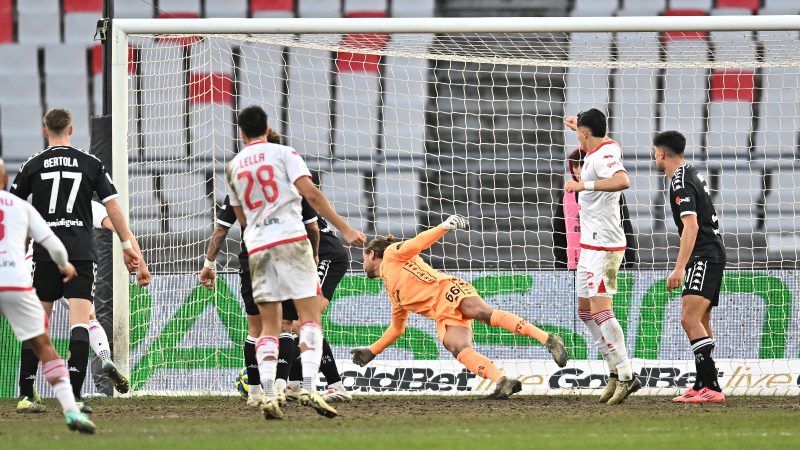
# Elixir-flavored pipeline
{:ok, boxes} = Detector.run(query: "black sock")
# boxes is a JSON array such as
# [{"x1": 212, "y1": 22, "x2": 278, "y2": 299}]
[
  {"x1": 244, "y1": 336, "x2": 260, "y2": 386},
  {"x1": 276, "y1": 332, "x2": 296, "y2": 382},
  {"x1": 319, "y1": 338, "x2": 341, "y2": 385},
  {"x1": 19, "y1": 342, "x2": 39, "y2": 399},
  {"x1": 289, "y1": 336, "x2": 302, "y2": 383},
  {"x1": 689, "y1": 338, "x2": 705, "y2": 390},
  {"x1": 68, "y1": 326, "x2": 90, "y2": 400},
  {"x1": 691, "y1": 337, "x2": 720, "y2": 392}
]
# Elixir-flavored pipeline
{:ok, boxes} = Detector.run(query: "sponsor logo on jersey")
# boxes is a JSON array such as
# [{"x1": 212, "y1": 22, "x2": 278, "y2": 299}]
[
  {"x1": 253, "y1": 217, "x2": 280, "y2": 228},
  {"x1": 46, "y1": 218, "x2": 84, "y2": 228},
  {"x1": 675, "y1": 196, "x2": 690, "y2": 205}
]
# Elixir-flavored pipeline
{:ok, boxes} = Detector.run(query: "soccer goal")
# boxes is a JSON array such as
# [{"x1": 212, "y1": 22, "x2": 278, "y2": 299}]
[{"x1": 109, "y1": 15, "x2": 800, "y2": 396}]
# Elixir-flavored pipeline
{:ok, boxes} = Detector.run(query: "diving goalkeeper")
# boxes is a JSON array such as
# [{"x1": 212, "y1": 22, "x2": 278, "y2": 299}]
[{"x1": 350, "y1": 216, "x2": 569, "y2": 398}]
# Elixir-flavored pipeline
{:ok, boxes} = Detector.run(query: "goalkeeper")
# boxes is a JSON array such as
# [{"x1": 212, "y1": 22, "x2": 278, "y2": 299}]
[{"x1": 351, "y1": 216, "x2": 569, "y2": 398}]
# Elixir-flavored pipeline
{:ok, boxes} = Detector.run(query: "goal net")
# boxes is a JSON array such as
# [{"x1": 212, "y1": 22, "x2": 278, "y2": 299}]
[{"x1": 112, "y1": 17, "x2": 800, "y2": 396}]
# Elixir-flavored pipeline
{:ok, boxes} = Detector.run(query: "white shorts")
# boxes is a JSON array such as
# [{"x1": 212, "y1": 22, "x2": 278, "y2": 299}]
[
  {"x1": 576, "y1": 249, "x2": 624, "y2": 299},
  {"x1": 248, "y1": 239, "x2": 320, "y2": 303},
  {"x1": 0, "y1": 289, "x2": 47, "y2": 341}
]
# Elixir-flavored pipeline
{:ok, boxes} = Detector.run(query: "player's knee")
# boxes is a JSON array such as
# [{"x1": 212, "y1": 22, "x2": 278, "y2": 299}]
[
  {"x1": 448, "y1": 343, "x2": 471, "y2": 358},
  {"x1": 680, "y1": 314, "x2": 698, "y2": 332}
]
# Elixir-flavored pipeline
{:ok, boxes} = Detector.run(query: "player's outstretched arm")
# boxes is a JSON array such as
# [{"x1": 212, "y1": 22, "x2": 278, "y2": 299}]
[
  {"x1": 352, "y1": 311, "x2": 409, "y2": 367},
  {"x1": 103, "y1": 198, "x2": 141, "y2": 271},
  {"x1": 295, "y1": 176, "x2": 365, "y2": 246},
  {"x1": 393, "y1": 214, "x2": 467, "y2": 260},
  {"x1": 199, "y1": 225, "x2": 230, "y2": 290}
]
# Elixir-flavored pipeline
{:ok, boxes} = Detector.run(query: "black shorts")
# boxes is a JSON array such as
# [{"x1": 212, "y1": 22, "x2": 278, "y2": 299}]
[
  {"x1": 239, "y1": 258, "x2": 258, "y2": 316},
  {"x1": 282, "y1": 299, "x2": 298, "y2": 321},
  {"x1": 682, "y1": 257, "x2": 725, "y2": 306},
  {"x1": 318, "y1": 256, "x2": 349, "y2": 301},
  {"x1": 33, "y1": 261, "x2": 96, "y2": 302}
]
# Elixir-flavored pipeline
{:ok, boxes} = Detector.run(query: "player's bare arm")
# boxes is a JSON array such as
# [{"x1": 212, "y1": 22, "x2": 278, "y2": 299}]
[
  {"x1": 103, "y1": 198, "x2": 141, "y2": 271},
  {"x1": 294, "y1": 176, "x2": 366, "y2": 246},
  {"x1": 306, "y1": 220, "x2": 320, "y2": 264},
  {"x1": 200, "y1": 225, "x2": 230, "y2": 290},
  {"x1": 97, "y1": 208, "x2": 150, "y2": 286},
  {"x1": 565, "y1": 170, "x2": 629, "y2": 193},
  {"x1": 667, "y1": 214, "x2": 699, "y2": 291}
]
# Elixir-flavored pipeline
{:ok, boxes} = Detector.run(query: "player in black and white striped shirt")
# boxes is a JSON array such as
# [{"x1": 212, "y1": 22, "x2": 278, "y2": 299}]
[
  {"x1": 654, "y1": 130, "x2": 726, "y2": 404},
  {"x1": 11, "y1": 108, "x2": 142, "y2": 411}
]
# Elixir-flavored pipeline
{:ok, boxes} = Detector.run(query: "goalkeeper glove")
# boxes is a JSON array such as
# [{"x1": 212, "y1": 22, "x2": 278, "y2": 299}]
[
  {"x1": 350, "y1": 347, "x2": 376, "y2": 367},
  {"x1": 441, "y1": 214, "x2": 468, "y2": 230}
]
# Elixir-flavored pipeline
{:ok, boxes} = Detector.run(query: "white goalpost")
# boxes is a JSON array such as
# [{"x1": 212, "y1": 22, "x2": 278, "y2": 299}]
[{"x1": 111, "y1": 15, "x2": 800, "y2": 396}]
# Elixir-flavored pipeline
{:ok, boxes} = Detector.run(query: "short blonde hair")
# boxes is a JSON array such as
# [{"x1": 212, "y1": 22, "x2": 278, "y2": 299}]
[{"x1": 43, "y1": 108, "x2": 72, "y2": 134}]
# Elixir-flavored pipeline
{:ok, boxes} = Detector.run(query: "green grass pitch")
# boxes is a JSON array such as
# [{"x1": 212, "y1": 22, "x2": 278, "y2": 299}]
[{"x1": 1, "y1": 396, "x2": 799, "y2": 449}]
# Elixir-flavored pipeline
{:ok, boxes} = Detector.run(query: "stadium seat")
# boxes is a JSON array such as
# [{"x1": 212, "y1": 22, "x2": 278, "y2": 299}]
[
  {"x1": 334, "y1": 72, "x2": 381, "y2": 161},
  {"x1": 0, "y1": 44, "x2": 39, "y2": 74},
  {"x1": 706, "y1": 73, "x2": 754, "y2": 163},
  {"x1": 668, "y1": 0, "x2": 711, "y2": 11},
  {"x1": 160, "y1": 170, "x2": 211, "y2": 222},
  {"x1": 611, "y1": 32, "x2": 659, "y2": 159},
  {"x1": 0, "y1": 73, "x2": 41, "y2": 105},
  {"x1": 563, "y1": 32, "x2": 612, "y2": 153},
  {"x1": 238, "y1": 43, "x2": 286, "y2": 136},
  {"x1": 0, "y1": 104, "x2": 44, "y2": 160},
  {"x1": 382, "y1": 56, "x2": 430, "y2": 161},
  {"x1": 764, "y1": 166, "x2": 799, "y2": 214},
  {"x1": 287, "y1": 43, "x2": 334, "y2": 165},
  {"x1": 626, "y1": 165, "x2": 665, "y2": 233},
  {"x1": 345, "y1": 0, "x2": 387, "y2": 14},
  {"x1": 618, "y1": 0, "x2": 665, "y2": 15},
  {"x1": 187, "y1": 68, "x2": 235, "y2": 149},
  {"x1": 64, "y1": 12, "x2": 101, "y2": 44},
  {"x1": 715, "y1": 163, "x2": 761, "y2": 234},
  {"x1": 391, "y1": 0, "x2": 434, "y2": 17},
  {"x1": 0, "y1": 0, "x2": 12, "y2": 43},
  {"x1": 114, "y1": 0, "x2": 154, "y2": 18},
  {"x1": 0, "y1": 134, "x2": 46, "y2": 162},
  {"x1": 320, "y1": 169, "x2": 368, "y2": 231},
  {"x1": 17, "y1": 0, "x2": 59, "y2": 12},
  {"x1": 139, "y1": 44, "x2": 189, "y2": 161},
  {"x1": 375, "y1": 166, "x2": 420, "y2": 238},
  {"x1": 205, "y1": 0, "x2": 247, "y2": 18},
  {"x1": 570, "y1": 0, "x2": 618, "y2": 16},
  {"x1": 17, "y1": 11, "x2": 61, "y2": 44},
  {"x1": 63, "y1": 0, "x2": 102, "y2": 12},
  {"x1": 46, "y1": 73, "x2": 89, "y2": 103},
  {"x1": 45, "y1": 44, "x2": 89, "y2": 74},
  {"x1": 298, "y1": 0, "x2": 340, "y2": 18},
  {"x1": 715, "y1": 0, "x2": 759, "y2": 13},
  {"x1": 158, "y1": 0, "x2": 201, "y2": 16},
  {"x1": 129, "y1": 174, "x2": 162, "y2": 220}
]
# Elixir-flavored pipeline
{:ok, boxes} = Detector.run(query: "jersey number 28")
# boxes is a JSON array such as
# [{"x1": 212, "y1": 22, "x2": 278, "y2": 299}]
[{"x1": 237, "y1": 164, "x2": 279, "y2": 210}]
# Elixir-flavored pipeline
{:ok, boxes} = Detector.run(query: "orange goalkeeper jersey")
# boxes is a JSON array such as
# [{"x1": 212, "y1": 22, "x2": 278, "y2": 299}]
[{"x1": 369, "y1": 226, "x2": 477, "y2": 354}]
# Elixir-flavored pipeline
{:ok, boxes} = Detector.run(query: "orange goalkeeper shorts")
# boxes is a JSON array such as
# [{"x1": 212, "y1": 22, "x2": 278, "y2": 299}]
[{"x1": 434, "y1": 277, "x2": 478, "y2": 341}]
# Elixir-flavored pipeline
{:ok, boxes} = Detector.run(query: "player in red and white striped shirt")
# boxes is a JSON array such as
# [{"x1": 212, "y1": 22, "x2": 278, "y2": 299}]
[
  {"x1": 0, "y1": 159, "x2": 95, "y2": 433},
  {"x1": 564, "y1": 109, "x2": 639, "y2": 404}
]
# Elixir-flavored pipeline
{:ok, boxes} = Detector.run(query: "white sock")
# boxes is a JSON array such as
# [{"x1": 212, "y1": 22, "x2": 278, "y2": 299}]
[
  {"x1": 593, "y1": 310, "x2": 632, "y2": 381},
  {"x1": 43, "y1": 359, "x2": 79, "y2": 415},
  {"x1": 88, "y1": 319, "x2": 111, "y2": 361},
  {"x1": 329, "y1": 381, "x2": 343, "y2": 390},
  {"x1": 255, "y1": 336, "x2": 279, "y2": 397},
  {"x1": 299, "y1": 322, "x2": 323, "y2": 392},
  {"x1": 249, "y1": 384, "x2": 264, "y2": 398},
  {"x1": 579, "y1": 309, "x2": 616, "y2": 374}
]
